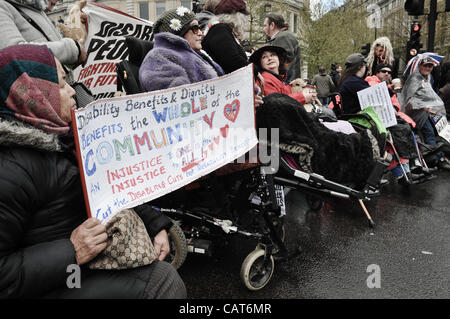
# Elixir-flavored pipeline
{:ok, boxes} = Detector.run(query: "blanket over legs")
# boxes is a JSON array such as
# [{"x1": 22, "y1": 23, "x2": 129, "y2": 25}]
[{"x1": 256, "y1": 93, "x2": 379, "y2": 189}]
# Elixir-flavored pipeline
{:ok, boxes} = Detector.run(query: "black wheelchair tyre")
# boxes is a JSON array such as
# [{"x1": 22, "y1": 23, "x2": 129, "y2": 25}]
[{"x1": 164, "y1": 221, "x2": 188, "y2": 269}]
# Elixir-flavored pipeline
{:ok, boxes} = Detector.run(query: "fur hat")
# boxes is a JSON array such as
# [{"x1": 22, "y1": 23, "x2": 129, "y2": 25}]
[
  {"x1": 214, "y1": 0, "x2": 249, "y2": 15},
  {"x1": 152, "y1": 7, "x2": 196, "y2": 37}
]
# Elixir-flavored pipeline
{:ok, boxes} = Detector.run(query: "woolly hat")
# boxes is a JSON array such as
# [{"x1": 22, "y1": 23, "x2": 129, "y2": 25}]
[
  {"x1": 152, "y1": 7, "x2": 197, "y2": 37},
  {"x1": 214, "y1": 0, "x2": 249, "y2": 15},
  {"x1": 0, "y1": 44, "x2": 70, "y2": 135}
]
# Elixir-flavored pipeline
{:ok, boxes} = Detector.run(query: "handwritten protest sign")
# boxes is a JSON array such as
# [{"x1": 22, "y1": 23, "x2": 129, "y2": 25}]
[
  {"x1": 357, "y1": 81, "x2": 397, "y2": 128},
  {"x1": 72, "y1": 65, "x2": 257, "y2": 224},
  {"x1": 73, "y1": 2, "x2": 152, "y2": 100},
  {"x1": 432, "y1": 115, "x2": 450, "y2": 143}
]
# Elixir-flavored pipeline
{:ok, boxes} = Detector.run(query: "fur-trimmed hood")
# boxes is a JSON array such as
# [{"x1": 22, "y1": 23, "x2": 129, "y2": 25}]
[{"x1": 0, "y1": 118, "x2": 64, "y2": 152}]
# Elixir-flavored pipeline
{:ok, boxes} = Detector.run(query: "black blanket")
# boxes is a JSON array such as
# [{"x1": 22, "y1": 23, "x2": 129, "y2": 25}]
[{"x1": 256, "y1": 93, "x2": 377, "y2": 189}]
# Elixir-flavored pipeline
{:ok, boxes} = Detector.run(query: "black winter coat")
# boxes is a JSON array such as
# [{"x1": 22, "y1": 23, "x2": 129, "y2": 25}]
[
  {"x1": 201, "y1": 23, "x2": 248, "y2": 74},
  {"x1": 0, "y1": 119, "x2": 171, "y2": 298},
  {"x1": 339, "y1": 76, "x2": 370, "y2": 115}
]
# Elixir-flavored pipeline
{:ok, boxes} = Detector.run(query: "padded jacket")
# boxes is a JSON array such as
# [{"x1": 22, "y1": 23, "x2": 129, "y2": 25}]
[
  {"x1": 258, "y1": 70, "x2": 306, "y2": 105},
  {"x1": 0, "y1": 118, "x2": 171, "y2": 298},
  {"x1": 0, "y1": 0, "x2": 79, "y2": 66}
]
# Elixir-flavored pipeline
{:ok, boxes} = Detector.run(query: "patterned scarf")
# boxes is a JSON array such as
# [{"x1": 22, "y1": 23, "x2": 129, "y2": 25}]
[{"x1": 0, "y1": 44, "x2": 70, "y2": 135}]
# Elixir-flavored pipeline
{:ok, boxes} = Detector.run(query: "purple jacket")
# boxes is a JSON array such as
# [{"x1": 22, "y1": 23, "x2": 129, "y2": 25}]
[{"x1": 139, "y1": 32, "x2": 224, "y2": 92}]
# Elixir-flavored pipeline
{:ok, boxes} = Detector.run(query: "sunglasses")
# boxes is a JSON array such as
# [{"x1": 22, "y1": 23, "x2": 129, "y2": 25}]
[
  {"x1": 189, "y1": 24, "x2": 201, "y2": 34},
  {"x1": 379, "y1": 69, "x2": 392, "y2": 74}
]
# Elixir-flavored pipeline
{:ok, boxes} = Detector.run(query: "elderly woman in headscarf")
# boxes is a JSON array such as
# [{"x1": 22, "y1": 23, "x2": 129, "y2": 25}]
[
  {"x1": 399, "y1": 54, "x2": 449, "y2": 170},
  {"x1": 0, "y1": 44, "x2": 186, "y2": 298}
]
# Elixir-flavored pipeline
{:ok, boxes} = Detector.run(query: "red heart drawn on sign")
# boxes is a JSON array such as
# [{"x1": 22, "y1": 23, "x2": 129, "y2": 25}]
[
  {"x1": 220, "y1": 124, "x2": 229, "y2": 138},
  {"x1": 224, "y1": 99, "x2": 240, "y2": 123},
  {"x1": 213, "y1": 135, "x2": 220, "y2": 145}
]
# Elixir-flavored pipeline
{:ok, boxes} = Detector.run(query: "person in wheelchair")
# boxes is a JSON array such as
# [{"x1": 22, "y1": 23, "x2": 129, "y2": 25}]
[
  {"x1": 364, "y1": 63, "x2": 430, "y2": 184},
  {"x1": 399, "y1": 55, "x2": 450, "y2": 171},
  {"x1": 138, "y1": 7, "x2": 224, "y2": 93},
  {"x1": 247, "y1": 53, "x2": 384, "y2": 191},
  {"x1": 137, "y1": 7, "x2": 260, "y2": 216},
  {"x1": 256, "y1": 92, "x2": 383, "y2": 191},
  {"x1": 338, "y1": 53, "x2": 371, "y2": 115},
  {"x1": 249, "y1": 45, "x2": 316, "y2": 106},
  {"x1": 339, "y1": 53, "x2": 427, "y2": 185},
  {"x1": 251, "y1": 45, "x2": 359, "y2": 135}
]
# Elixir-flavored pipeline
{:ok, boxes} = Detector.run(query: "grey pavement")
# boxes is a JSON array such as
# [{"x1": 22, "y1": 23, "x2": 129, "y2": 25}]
[{"x1": 178, "y1": 170, "x2": 450, "y2": 299}]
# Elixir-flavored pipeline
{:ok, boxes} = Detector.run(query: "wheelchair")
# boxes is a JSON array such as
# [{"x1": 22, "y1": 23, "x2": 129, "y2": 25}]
[
  {"x1": 328, "y1": 92, "x2": 437, "y2": 186},
  {"x1": 115, "y1": 36, "x2": 292, "y2": 291}
]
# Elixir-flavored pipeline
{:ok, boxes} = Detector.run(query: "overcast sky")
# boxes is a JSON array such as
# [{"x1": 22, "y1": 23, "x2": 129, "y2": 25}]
[
  {"x1": 310, "y1": 0, "x2": 345, "y2": 12},
  {"x1": 309, "y1": 0, "x2": 345, "y2": 20}
]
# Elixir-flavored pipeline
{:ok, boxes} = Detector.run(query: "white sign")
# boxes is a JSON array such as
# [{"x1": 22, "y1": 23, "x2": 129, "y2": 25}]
[
  {"x1": 73, "y1": 2, "x2": 153, "y2": 100},
  {"x1": 357, "y1": 81, "x2": 397, "y2": 128},
  {"x1": 434, "y1": 115, "x2": 450, "y2": 143},
  {"x1": 72, "y1": 65, "x2": 257, "y2": 224}
]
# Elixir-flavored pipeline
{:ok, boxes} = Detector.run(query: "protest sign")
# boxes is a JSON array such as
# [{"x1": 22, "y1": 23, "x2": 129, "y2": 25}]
[
  {"x1": 72, "y1": 65, "x2": 257, "y2": 224},
  {"x1": 432, "y1": 115, "x2": 450, "y2": 143},
  {"x1": 357, "y1": 81, "x2": 397, "y2": 128},
  {"x1": 72, "y1": 2, "x2": 152, "y2": 100}
]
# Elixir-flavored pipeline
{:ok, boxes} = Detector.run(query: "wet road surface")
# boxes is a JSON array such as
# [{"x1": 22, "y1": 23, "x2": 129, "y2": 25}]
[{"x1": 178, "y1": 170, "x2": 449, "y2": 299}]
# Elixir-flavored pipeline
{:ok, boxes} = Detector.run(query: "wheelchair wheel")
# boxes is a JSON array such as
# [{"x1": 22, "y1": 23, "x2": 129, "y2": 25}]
[
  {"x1": 240, "y1": 246, "x2": 274, "y2": 291},
  {"x1": 164, "y1": 221, "x2": 188, "y2": 270}
]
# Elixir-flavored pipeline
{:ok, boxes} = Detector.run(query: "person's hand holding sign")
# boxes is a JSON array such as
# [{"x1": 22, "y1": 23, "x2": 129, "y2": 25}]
[
  {"x1": 70, "y1": 218, "x2": 108, "y2": 265},
  {"x1": 153, "y1": 229, "x2": 170, "y2": 261},
  {"x1": 424, "y1": 106, "x2": 437, "y2": 115}
]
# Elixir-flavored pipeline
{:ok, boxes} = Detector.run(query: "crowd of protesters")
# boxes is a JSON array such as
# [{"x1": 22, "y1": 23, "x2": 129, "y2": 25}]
[{"x1": 0, "y1": 0, "x2": 449, "y2": 299}]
